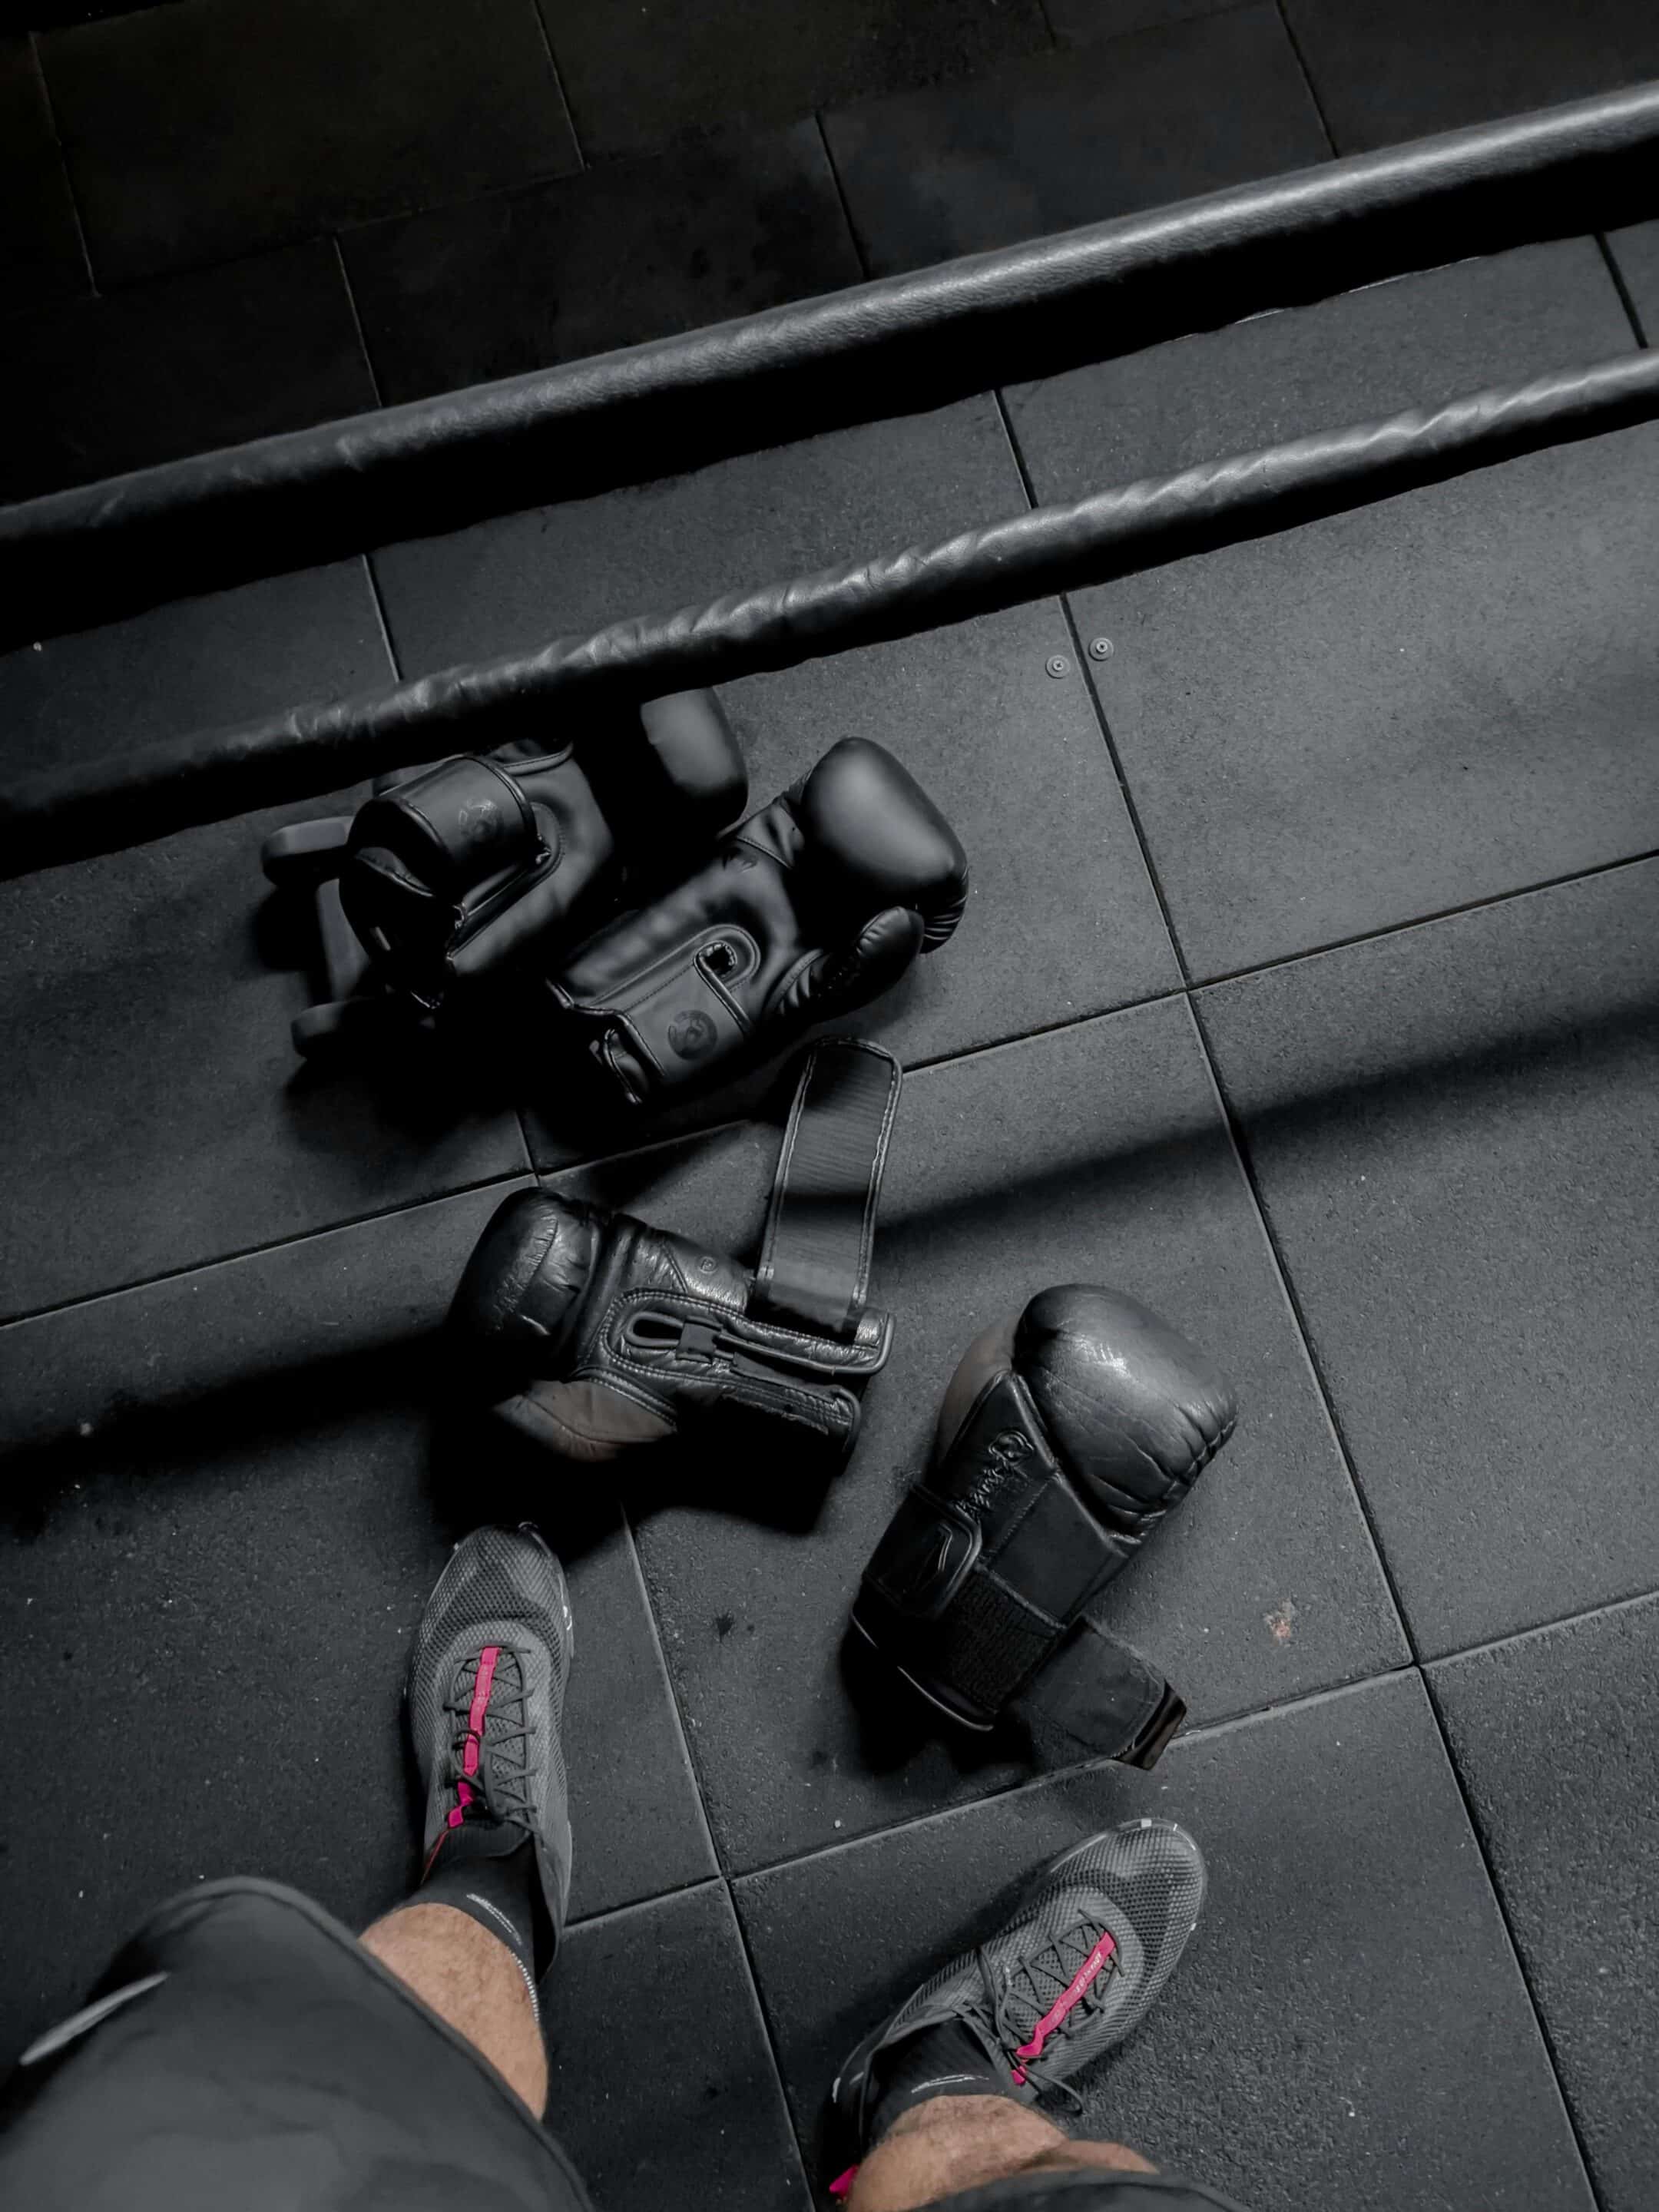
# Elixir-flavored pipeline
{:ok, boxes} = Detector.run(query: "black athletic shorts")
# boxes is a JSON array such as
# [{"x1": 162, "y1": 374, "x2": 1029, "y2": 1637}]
[{"x1": 0, "y1": 1879, "x2": 1248, "y2": 2212}]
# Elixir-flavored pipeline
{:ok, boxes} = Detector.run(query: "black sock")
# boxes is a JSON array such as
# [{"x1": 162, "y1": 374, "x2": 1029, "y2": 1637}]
[
  {"x1": 419, "y1": 1823, "x2": 552, "y2": 1990},
  {"x1": 869, "y1": 2019, "x2": 1015, "y2": 2141}
]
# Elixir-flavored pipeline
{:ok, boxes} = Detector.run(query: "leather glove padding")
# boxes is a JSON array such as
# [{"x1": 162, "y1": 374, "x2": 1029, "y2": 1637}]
[
  {"x1": 450, "y1": 1188, "x2": 892, "y2": 1469},
  {"x1": 340, "y1": 690, "x2": 746, "y2": 1005},
  {"x1": 853, "y1": 1286, "x2": 1235, "y2": 1764},
  {"x1": 545, "y1": 737, "x2": 966, "y2": 1107}
]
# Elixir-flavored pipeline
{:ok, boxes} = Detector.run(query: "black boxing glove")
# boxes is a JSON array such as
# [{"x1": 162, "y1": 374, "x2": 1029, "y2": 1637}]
[
  {"x1": 544, "y1": 737, "x2": 968, "y2": 1106},
  {"x1": 451, "y1": 1190, "x2": 892, "y2": 1465},
  {"x1": 853, "y1": 1287, "x2": 1237, "y2": 1767},
  {"x1": 339, "y1": 690, "x2": 747, "y2": 1008},
  {"x1": 451, "y1": 1040, "x2": 902, "y2": 1468}
]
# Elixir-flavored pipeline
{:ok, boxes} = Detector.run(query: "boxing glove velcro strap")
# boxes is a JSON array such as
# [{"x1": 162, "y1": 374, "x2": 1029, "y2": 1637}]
[
  {"x1": 753, "y1": 1039, "x2": 902, "y2": 1339},
  {"x1": 601, "y1": 1293, "x2": 890, "y2": 1444},
  {"x1": 856, "y1": 1368, "x2": 1181, "y2": 1762},
  {"x1": 583, "y1": 929, "x2": 759, "y2": 1102},
  {"x1": 359, "y1": 757, "x2": 546, "y2": 892}
]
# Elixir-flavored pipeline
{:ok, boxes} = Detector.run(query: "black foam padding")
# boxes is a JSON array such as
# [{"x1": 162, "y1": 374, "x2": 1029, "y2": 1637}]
[
  {"x1": 1282, "y1": 0, "x2": 1659, "y2": 152},
  {"x1": 0, "y1": 1186, "x2": 715, "y2": 2070},
  {"x1": 522, "y1": 0, "x2": 1049, "y2": 157},
  {"x1": 0, "y1": 37, "x2": 87, "y2": 313},
  {"x1": 0, "y1": 243, "x2": 378, "y2": 506},
  {"x1": 35, "y1": 0, "x2": 578, "y2": 287},
  {"x1": 1036, "y1": 243, "x2": 1657, "y2": 975},
  {"x1": 1432, "y1": 1595, "x2": 1659, "y2": 2212},
  {"x1": 823, "y1": 5, "x2": 1329, "y2": 276},
  {"x1": 1200, "y1": 859, "x2": 1659, "y2": 1657},
  {"x1": 737, "y1": 1673, "x2": 1594, "y2": 2210},
  {"x1": 559, "y1": 999, "x2": 1404, "y2": 1873},
  {"x1": 341, "y1": 120, "x2": 864, "y2": 408}
]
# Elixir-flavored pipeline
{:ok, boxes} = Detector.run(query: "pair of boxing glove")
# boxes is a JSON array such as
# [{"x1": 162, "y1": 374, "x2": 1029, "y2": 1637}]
[
  {"x1": 452, "y1": 1176, "x2": 1234, "y2": 1759},
  {"x1": 340, "y1": 700, "x2": 968, "y2": 1106}
]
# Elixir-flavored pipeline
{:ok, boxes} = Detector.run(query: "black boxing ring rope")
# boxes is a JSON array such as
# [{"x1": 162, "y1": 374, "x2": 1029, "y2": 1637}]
[
  {"x1": 2, "y1": 78, "x2": 1657, "y2": 645},
  {"x1": 3, "y1": 346, "x2": 1657, "y2": 882}
]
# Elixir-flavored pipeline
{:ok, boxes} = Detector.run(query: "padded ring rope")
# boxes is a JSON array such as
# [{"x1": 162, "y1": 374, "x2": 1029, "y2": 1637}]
[
  {"x1": 2, "y1": 78, "x2": 1657, "y2": 645},
  {"x1": 3, "y1": 346, "x2": 1657, "y2": 882}
]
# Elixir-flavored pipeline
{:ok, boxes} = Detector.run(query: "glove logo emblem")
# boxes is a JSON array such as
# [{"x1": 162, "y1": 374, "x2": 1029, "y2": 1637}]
[
  {"x1": 667, "y1": 1011, "x2": 719, "y2": 1061},
  {"x1": 456, "y1": 798, "x2": 499, "y2": 841}
]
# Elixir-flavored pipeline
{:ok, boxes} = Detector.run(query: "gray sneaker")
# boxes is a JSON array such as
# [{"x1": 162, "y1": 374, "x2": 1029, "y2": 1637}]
[
  {"x1": 406, "y1": 1524, "x2": 575, "y2": 1967},
  {"x1": 831, "y1": 1820, "x2": 1205, "y2": 2167}
]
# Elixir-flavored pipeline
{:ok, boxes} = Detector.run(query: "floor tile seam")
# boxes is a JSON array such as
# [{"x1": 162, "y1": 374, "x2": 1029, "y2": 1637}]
[
  {"x1": 720, "y1": 1866, "x2": 823, "y2": 2192},
  {"x1": 726, "y1": 1664, "x2": 1419, "y2": 1894},
  {"x1": 332, "y1": 235, "x2": 386, "y2": 411},
  {"x1": 1189, "y1": 845, "x2": 1659, "y2": 992},
  {"x1": 0, "y1": 1165, "x2": 531, "y2": 1335},
  {"x1": 813, "y1": 111, "x2": 870, "y2": 280},
  {"x1": 522, "y1": 0, "x2": 585, "y2": 172},
  {"x1": 563, "y1": 1869, "x2": 723, "y2": 1937},
  {"x1": 1270, "y1": 0, "x2": 1339, "y2": 157},
  {"x1": 1183, "y1": 988, "x2": 1417, "y2": 1664},
  {"x1": 1423, "y1": 1582, "x2": 1659, "y2": 1675},
  {"x1": 25, "y1": 29, "x2": 97, "y2": 295},
  {"x1": 1596, "y1": 231, "x2": 1650, "y2": 348},
  {"x1": 616, "y1": 1505, "x2": 726, "y2": 1883},
  {"x1": 94, "y1": 146, "x2": 598, "y2": 299},
  {"x1": 1416, "y1": 1666, "x2": 1609, "y2": 2209},
  {"x1": 990, "y1": 386, "x2": 1195, "y2": 992}
]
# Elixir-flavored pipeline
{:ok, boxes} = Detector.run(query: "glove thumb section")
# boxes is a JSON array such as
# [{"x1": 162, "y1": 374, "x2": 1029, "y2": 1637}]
[
  {"x1": 495, "y1": 1379, "x2": 675, "y2": 1462},
  {"x1": 778, "y1": 905, "x2": 926, "y2": 1026}
]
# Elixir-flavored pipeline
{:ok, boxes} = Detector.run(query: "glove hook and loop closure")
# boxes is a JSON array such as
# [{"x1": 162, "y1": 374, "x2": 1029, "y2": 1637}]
[
  {"x1": 853, "y1": 1287, "x2": 1237, "y2": 1769},
  {"x1": 450, "y1": 1038, "x2": 902, "y2": 1469}
]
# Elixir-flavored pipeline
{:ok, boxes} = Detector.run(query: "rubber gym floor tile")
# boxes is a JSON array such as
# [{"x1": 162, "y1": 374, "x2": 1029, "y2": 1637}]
[
  {"x1": 37, "y1": 0, "x2": 579, "y2": 286},
  {"x1": 736, "y1": 1672, "x2": 1591, "y2": 2211},
  {"x1": 0, "y1": 560, "x2": 385, "y2": 774},
  {"x1": 1431, "y1": 1595, "x2": 1659, "y2": 2212},
  {"x1": 821, "y1": 5, "x2": 1328, "y2": 277},
  {"x1": 0, "y1": 36, "x2": 85, "y2": 310},
  {"x1": 373, "y1": 395, "x2": 1027, "y2": 675},
  {"x1": 1044, "y1": 0, "x2": 1253, "y2": 42},
  {"x1": 534, "y1": 0, "x2": 1051, "y2": 161},
  {"x1": 0, "y1": 797, "x2": 536, "y2": 1319},
  {"x1": 0, "y1": 557, "x2": 540, "y2": 1314},
  {"x1": 543, "y1": 1884, "x2": 806, "y2": 2212},
  {"x1": 1607, "y1": 219, "x2": 1659, "y2": 343},
  {"x1": 0, "y1": 1185, "x2": 714, "y2": 2069},
  {"x1": 558, "y1": 998, "x2": 1402, "y2": 1874},
  {"x1": 1008, "y1": 240, "x2": 1630, "y2": 504},
  {"x1": 1025, "y1": 251, "x2": 1655, "y2": 979},
  {"x1": 341, "y1": 121, "x2": 863, "y2": 408},
  {"x1": 0, "y1": 242, "x2": 376, "y2": 503},
  {"x1": 1199, "y1": 861, "x2": 1659, "y2": 1658},
  {"x1": 1280, "y1": 0, "x2": 1659, "y2": 154}
]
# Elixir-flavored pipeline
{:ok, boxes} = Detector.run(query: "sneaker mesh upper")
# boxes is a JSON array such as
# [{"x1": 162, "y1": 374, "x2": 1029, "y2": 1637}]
[{"x1": 886, "y1": 1820, "x2": 1205, "y2": 2086}]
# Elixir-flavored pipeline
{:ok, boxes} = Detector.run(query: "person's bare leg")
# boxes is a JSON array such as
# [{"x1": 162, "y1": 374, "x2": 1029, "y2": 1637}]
[
  {"x1": 849, "y1": 2094, "x2": 1154, "y2": 2212},
  {"x1": 361, "y1": 1902, "x2": 546, "y2": 2115}
]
